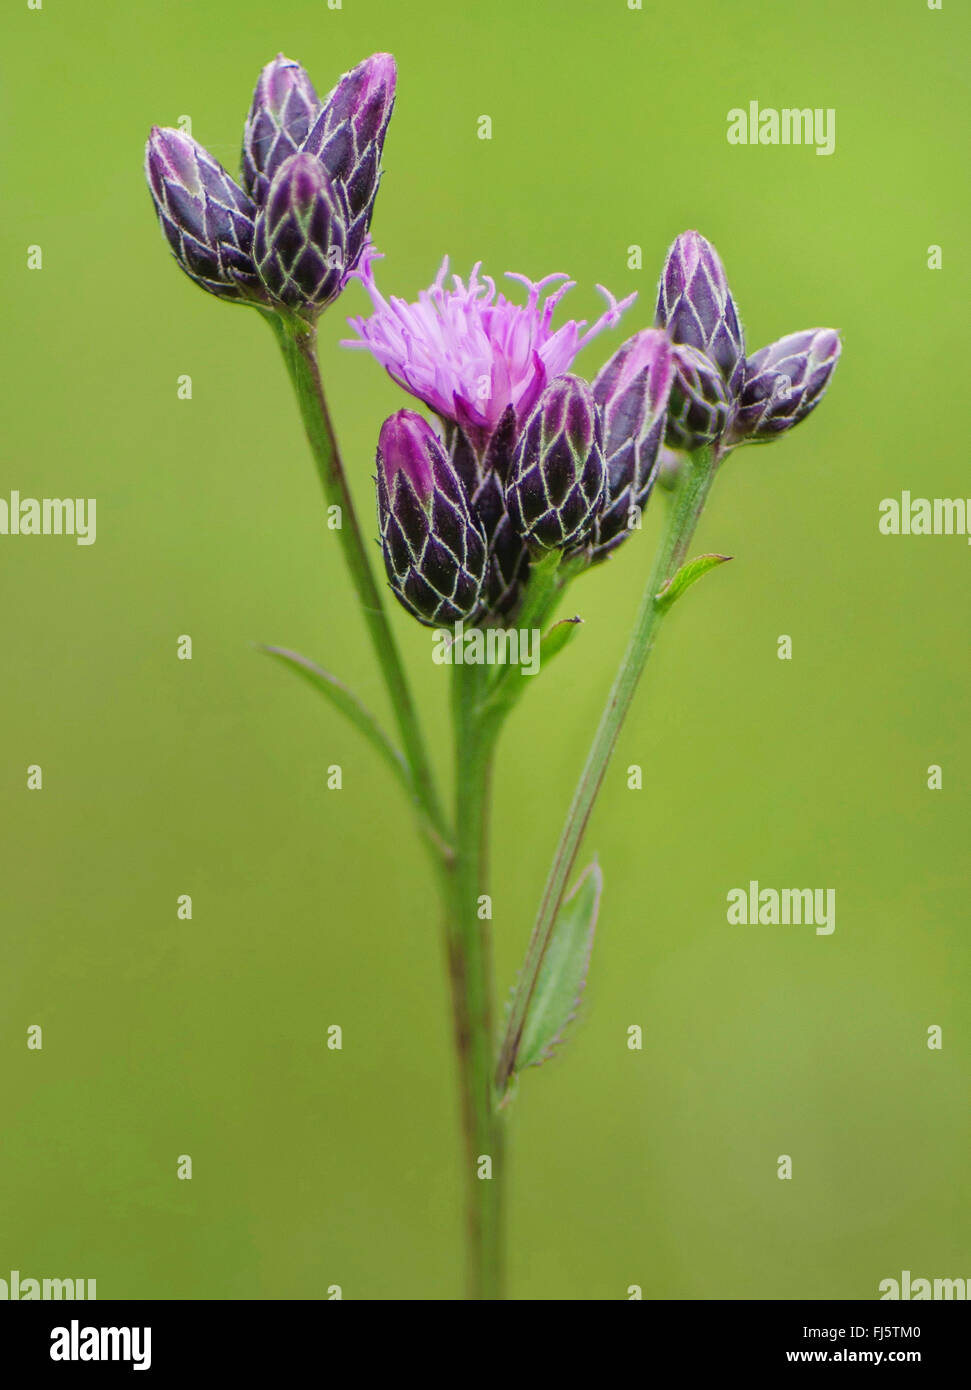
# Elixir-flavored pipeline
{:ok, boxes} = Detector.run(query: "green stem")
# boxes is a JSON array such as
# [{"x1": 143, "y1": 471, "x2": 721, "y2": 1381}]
[
  {"x1": 268, "y1": 313, "x2": 450, "y2": 855},
  {"x1": 496, "y1": 445, "x2": 720, "y2": 1091},
  {"x1": 482, "y1": 551, "x2": 577, "y2": 719},
  {"x1": 448, "y1": 659, "x2": 503, "y2": 1298}
]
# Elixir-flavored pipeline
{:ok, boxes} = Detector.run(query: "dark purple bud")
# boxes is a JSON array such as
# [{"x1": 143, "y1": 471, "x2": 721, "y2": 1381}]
[
  {"x1": 656, "y1": 230, "x2": 745, "y2": 399},
  {"x1": 589, "y1": 329, "x2": 674, "y2": 558},
  {"x1": 145, "y1": 127, "x2": 260, "y2": 303},
  {"x1": 730, "y1": 329, "x2": 842, "y2": 444},
  {"x1": 447, "y1": 408, "x2": 530, "y2": 619},
  {"x1": 242, "y1": 54, "x2": 320, "y2": 204},
  {"x1": 665, "y1": 344, "x2": 732, "y2": 451},
  {"x1": 377, "y1": 411, "x2": 487, "y2": 626},
  {"x1": 302, "y1": 53, "x2": 396, "y2": 271},
  {"x1": 505, "y1": 376, "x2": 607, "y2": 553},
  {"x1": 253, "y1": 154, "x2": 349, "y2": 311}
]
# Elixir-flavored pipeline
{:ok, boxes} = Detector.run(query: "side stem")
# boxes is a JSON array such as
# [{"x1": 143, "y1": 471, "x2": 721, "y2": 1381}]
[
  {"x1": 496, "y1": 446, "x2": 719, "y2": 1090},
  {"x1": 269, "y1": 313, "x2": 450, "y2": 851}
]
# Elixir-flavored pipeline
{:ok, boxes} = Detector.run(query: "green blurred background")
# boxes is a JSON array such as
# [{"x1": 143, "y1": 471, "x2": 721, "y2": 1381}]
[{"x1": 2, "y1": 0, "x2": 968, "y2": 1300}]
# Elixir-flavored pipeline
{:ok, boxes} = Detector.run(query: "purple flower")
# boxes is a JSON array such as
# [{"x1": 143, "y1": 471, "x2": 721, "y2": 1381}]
[
  {"x1": 377, "y1": 411, "x2": 487, "y2": 626},
  {"x1": 730, "y1": 329, "x2": 842, "y2": 444},
  {"x1": 344, "y1": 248, "x2": 637, "y2": 455}
]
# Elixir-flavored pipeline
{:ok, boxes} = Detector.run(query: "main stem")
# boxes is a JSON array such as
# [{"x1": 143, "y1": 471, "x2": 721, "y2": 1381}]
[
  {"x1": 272, "y1": 311, "x2": 505, "y2": 1293},
  {"x1": 496, "y1": 446, "x2": 719, "y2": 1090},
  {"x1": 448, "y1": 661, "x2": 503, "y2": 1298},
  {"x1": 270, "y1": 313, "x2": 449, "y2": 849}
]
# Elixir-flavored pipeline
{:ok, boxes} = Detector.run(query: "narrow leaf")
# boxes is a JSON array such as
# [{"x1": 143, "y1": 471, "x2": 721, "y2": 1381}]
[
  {"x1": 514, "y1": 860, "x2": 602, "y2": 1074},
  {"x1": 541, "y1": 615, "x2": 583, "y2": 665},
  {"x1": 656, "y1": 552, "x2": 732, "y2": 612},
  {"x1": 259, "y1": 645, "x2": 413, "y2": 799}
]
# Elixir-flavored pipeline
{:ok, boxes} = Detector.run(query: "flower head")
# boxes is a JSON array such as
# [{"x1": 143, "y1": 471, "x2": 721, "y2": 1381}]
[
  {"x1": 146, "y1": 51, "x2": 394, "y2": 317},
  {"x1": 664, "y1": 343, "x2": 732, "y2": 451},
  {"x1": 656, "y1": 230, "x2": 745, "y2": 398},
  {"x1": 302, "y1": 52, "x2": 396, "y2": 244},
  {"x1": 145, "y1": 127, "x2": 260, "y2": 303},
  {"x1": 344, "y1": 249, "x2": 636, "y2": 454},
  {"x1": 376, "y1": 410, "x2": 487, "y2": 625},
  {"x1": 242, "y1": 54, "x2": 321, "y2": 205},
  {"x1": 590, "y1": 329, "x2": 674, "y2": 557},
  {"x1": 253, "y1": 153, "x2": 348, "y2": 309},
  {"x1": 730, "y1": 329, "x2": 842, "y2": 444}
]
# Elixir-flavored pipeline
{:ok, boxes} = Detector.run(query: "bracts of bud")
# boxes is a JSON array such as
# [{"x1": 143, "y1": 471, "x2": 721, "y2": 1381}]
[
  {"x1": 664, "y1": 344, "x2": 732, "y2": 451},
  {"x1": 242, "y1": 55, "x2": 321, "y2": 205},
  {"x1": 589, "y1": 330, "x2": 674, "y2": 558},
  {"x1": 445, "y1": 407, "x2": 529, "y2": 620},
  {"x1": 377, "y1": 411, "x2": 487, "y2": 626},
  {"x1": 729, "y1": 329, "x2": 842, "y2": 445},
  {"x1": 145, "y1": 128, "x2": 261, "y2": 303},
  {"x1": 655, "y1": 229, "x2": 745, "y2": 399},
  {"x1": 301, "y1": 53, "x2": 396, "y2": 265},
  {"x1": 146, "y1": 52, "x2": 395, "y2": 316},
  {"x1": 505, "y1": 376, "x2": 607, "y2": 553},
  {"x1": 655, "y1": 229, "x2": 747, "y2": 452},
  {"x1": 253, "y1": 154, "x2": 349, "y2": 311}
]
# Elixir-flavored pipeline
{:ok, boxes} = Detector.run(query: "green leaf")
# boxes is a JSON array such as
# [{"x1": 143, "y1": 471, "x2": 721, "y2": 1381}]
[
  {"x1": 541, "y1": 615, "x2": 583, "y2": 665},
  {"x1": 259, "y1": 645, "x2": 413, "y2": 801},
  {"x1": 656, "y1": 552, "x2": 732, "y2": 612},
  {"x1": 514, "y1": 860, "x2": 602, "y2": 1073}
]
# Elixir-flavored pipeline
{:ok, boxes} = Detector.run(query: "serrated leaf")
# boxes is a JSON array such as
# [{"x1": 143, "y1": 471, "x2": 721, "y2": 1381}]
[
  {"x1": 259, "y1": 644, "x2": 412, "y2": 800},
  {"x1": 656, "y1": 552, "x2": 732, "y2": 612},
  {"x1": 514, "y1": 860, "x2": 602, "y2": 1073}
]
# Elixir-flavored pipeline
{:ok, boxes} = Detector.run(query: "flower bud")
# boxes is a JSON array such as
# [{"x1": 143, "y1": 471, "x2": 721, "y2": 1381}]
[
  {"x1": 505, "y1": 376, "x2": 607, "y2": 552},
  {"x1": 145, "y1": 127, "x2": 260, "y2": 302},
  {"x1": 377, "y1": 411, "x2": 487, "y2": 626},
  {"x1": 302, "y1": 53, "x2": 396, "y2": 256},
  {"x1": 655, "y1": 230, "x2": 745, "y2": 399},
  {"x1": 730, "y1": 329, "x2": 842, "y2": 444},
  {"x1": 446, "y1": 409, "x2": 529, "y2": 619},
  {"x1": 664, "y1": 344, "x2": 731, "y2": 451},
  {"x1": 253, "y1": 154, "x2": 348, "y2": 311},
  {"x1": 590, "y1": 330, "x2": 674, "y2": 557},
  {"x1": 242, "y1": 54, "x2": 320, "y2": 205}
]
